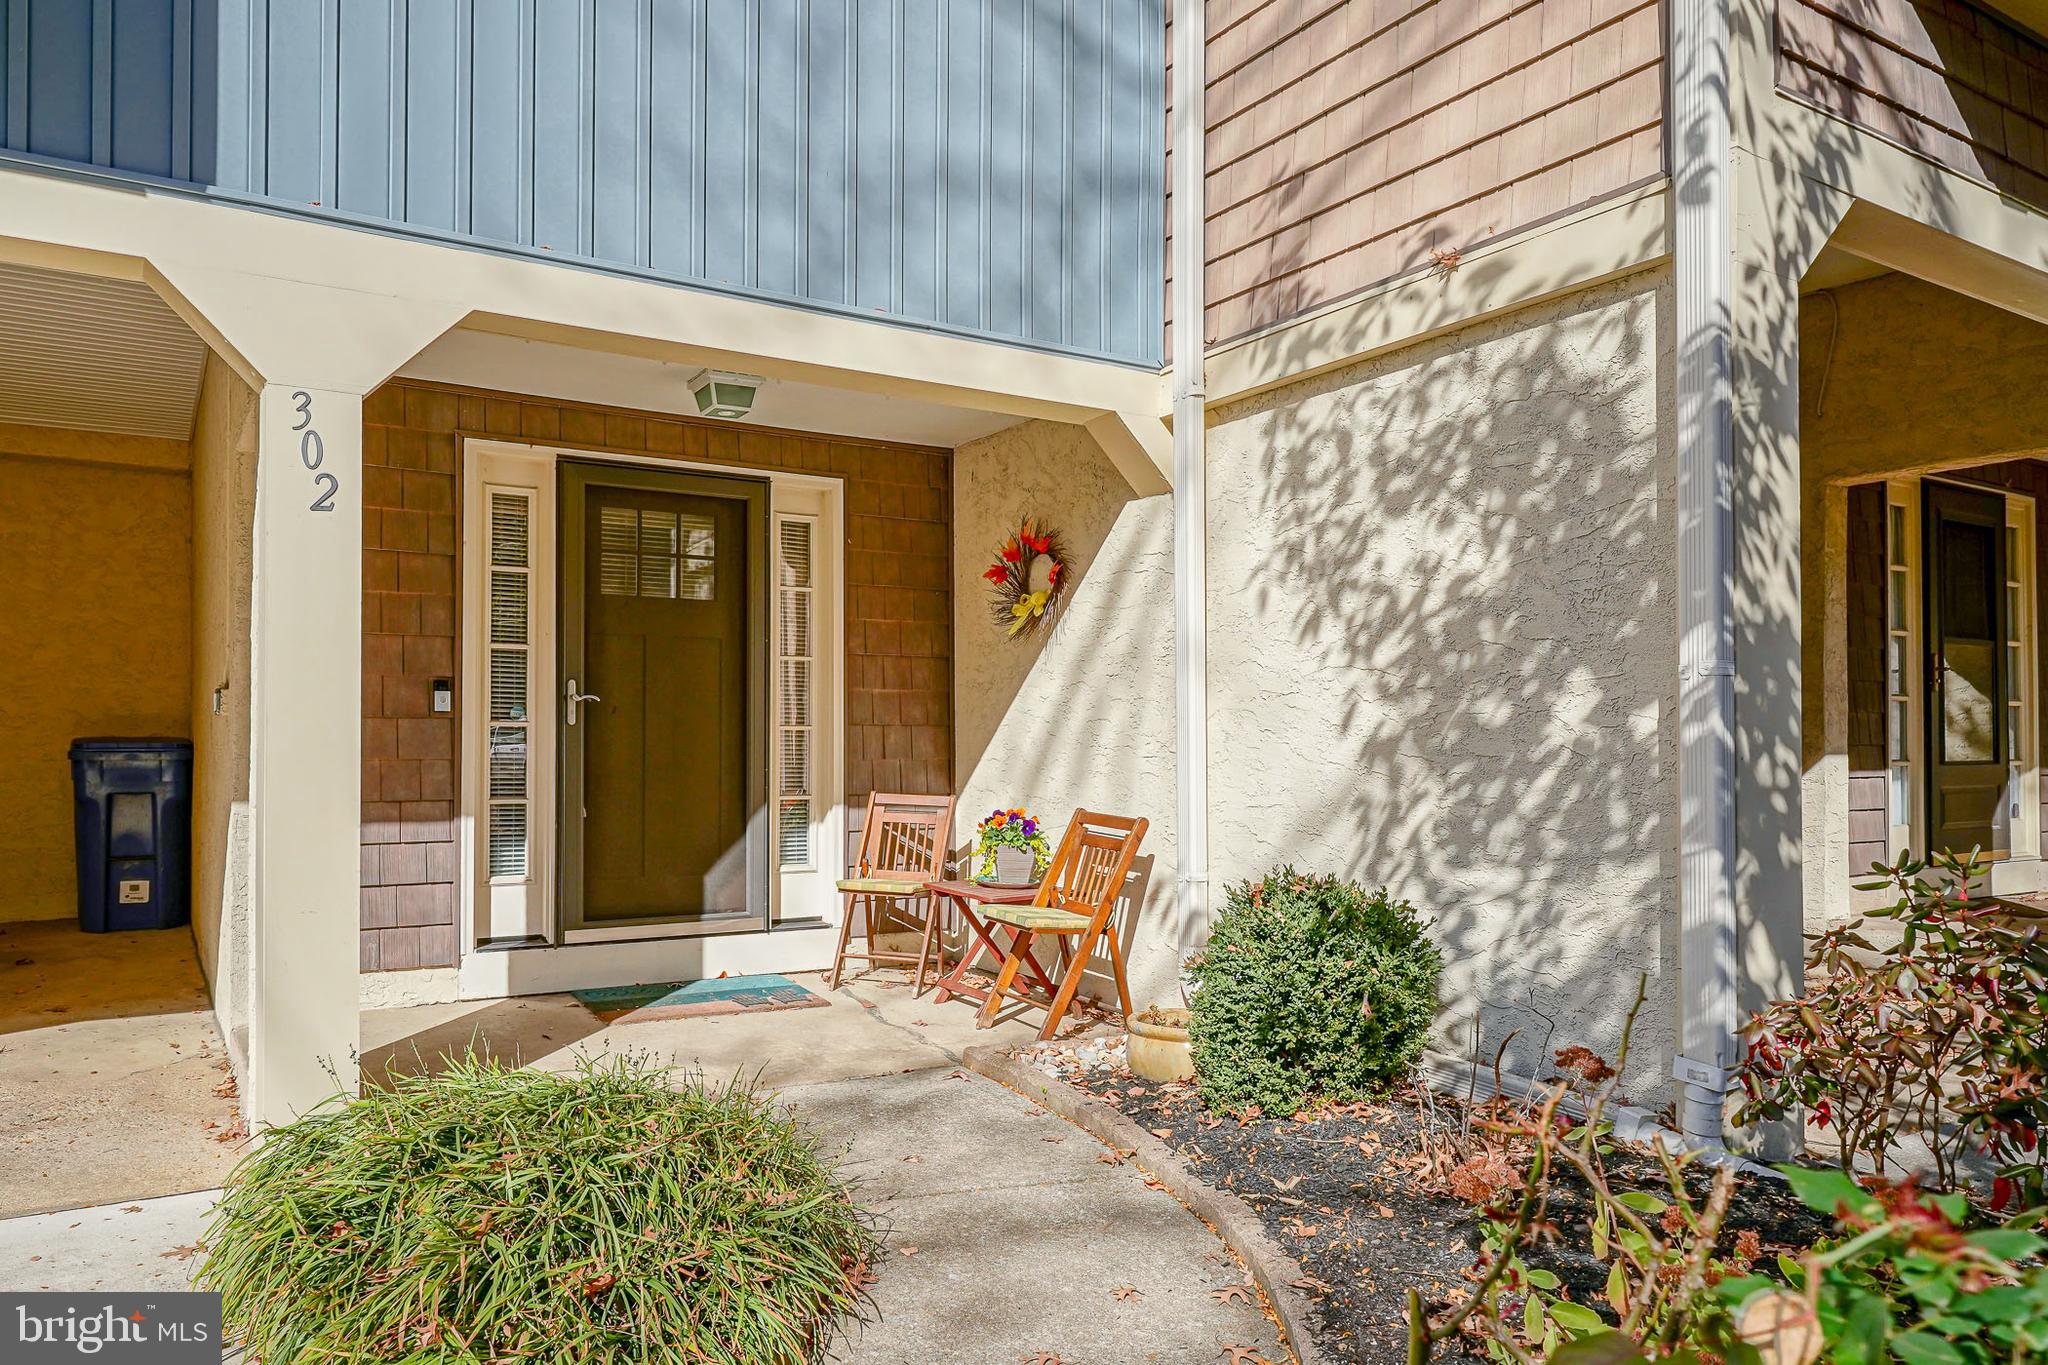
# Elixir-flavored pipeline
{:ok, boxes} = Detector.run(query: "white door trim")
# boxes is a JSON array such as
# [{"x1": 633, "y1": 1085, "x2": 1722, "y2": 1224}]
[
  {"x1": 2004, "y1": 489, "x2": 2039, "y2": 861},
  {"x1": 458, "y1": 443, "x2": 560, "y2": 953},
  {"x1": 1883, "y1": 477, "x2": 1924, "y2": 862},
  {"x1": 457, "y1": 437, "x2": 845, "y2": 984},
  {"x1": 1886, "y1": 475, "x2": 2043, "y2": 870}
]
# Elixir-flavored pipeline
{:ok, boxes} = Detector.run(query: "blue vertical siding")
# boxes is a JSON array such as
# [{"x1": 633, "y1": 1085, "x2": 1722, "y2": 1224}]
[{"x1": 0, "y1": 0, "x2": 1164, "y2": 367}]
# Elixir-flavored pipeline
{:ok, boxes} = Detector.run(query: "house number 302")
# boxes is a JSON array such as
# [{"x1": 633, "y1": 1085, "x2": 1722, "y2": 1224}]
[{"x1": 292, "y1": 390, "x2": 339, "y2": 513}]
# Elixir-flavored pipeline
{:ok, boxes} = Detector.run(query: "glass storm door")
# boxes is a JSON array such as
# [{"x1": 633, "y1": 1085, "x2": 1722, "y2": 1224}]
[
  {"x1": 558, "y1": 463, "x2": 769, "y2": 933},
  {"x1": 1924, "y1": 482, "x2": 2010, "y2": 858}
]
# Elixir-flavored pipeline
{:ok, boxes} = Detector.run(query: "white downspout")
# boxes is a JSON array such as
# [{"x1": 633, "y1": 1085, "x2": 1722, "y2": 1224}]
[
  {"x1": 1670, "y1": 0, "x2": 1739, "y2": 1149},
  {"x1": 1171, "y1": 0, "x2": 1211, "y2": 952}
]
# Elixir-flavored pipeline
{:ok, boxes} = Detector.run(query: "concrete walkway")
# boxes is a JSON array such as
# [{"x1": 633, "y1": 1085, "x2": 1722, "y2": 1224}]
[
  {"x1": 1, "y1": 974, "x2": 1289, "y2": 1364},
  {"x1": 809, "y1": 1066, "x2": 1284, "y2": 1364},
  {"x1": 0, "y1": 919, "x2": 242, "y2": 1217}
]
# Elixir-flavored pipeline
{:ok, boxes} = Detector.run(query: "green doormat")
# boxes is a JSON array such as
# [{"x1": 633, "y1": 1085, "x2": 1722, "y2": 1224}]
[{"x1": 572, "y1": 974, "x2": 827, "y2": 1024}]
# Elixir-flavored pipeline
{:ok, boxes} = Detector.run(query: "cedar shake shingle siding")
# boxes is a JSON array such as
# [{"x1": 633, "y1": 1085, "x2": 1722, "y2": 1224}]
[
  {"x1": 1187, "y1": 0, "x2": 1666, "y2": 346},
  {"x1": 1778, "y1": 0, "x2": 2048, "y2": 214},
  {"x1": 359, "y1": 382, "x2": 952, "y2": 971}
]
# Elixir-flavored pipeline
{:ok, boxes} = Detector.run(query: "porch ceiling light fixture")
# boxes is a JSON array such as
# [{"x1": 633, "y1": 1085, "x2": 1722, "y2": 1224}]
[{"x1": 687, "y1": 369, "x2": 765, "y2": 420}]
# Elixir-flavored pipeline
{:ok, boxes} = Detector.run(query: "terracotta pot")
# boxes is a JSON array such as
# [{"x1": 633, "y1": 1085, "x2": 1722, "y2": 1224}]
[{"x1": 1125, "y1": 1007, "x2": 1194, "y2": 1083}]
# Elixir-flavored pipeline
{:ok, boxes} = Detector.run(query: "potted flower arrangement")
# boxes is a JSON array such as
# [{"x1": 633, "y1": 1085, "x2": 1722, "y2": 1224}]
[{"x1": 974, "y1": 808, "x2": 1050, "y2": 885}]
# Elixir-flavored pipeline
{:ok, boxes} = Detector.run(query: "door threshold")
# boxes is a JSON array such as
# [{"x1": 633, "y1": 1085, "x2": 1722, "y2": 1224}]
[
  {"x1": 562, "y1": 916, "x2": 763, "y2": 946},
  {"x1": 475, "y1": 934, "x2": 551, "y2": 952}
]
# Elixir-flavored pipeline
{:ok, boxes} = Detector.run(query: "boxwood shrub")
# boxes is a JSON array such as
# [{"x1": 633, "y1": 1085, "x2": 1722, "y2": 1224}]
[
  {"x1": 1185, "y1": 869, "x2": 1441, "y2": 1116},
  {"x1": 199, "y1": 1056, "x2": 878, "y2": 1365}
]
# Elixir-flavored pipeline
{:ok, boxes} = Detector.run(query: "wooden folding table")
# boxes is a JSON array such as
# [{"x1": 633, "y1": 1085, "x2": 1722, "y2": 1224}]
[{"x1": 922, "y1": 878, "x2": 1059, "y2": 1008}]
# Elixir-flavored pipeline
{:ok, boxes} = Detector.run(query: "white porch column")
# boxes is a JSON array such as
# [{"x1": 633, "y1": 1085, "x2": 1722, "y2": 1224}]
[
  {"x1": 1719, "y1": 152, "x2": 1849, "y2": 1158},
  {"x1": 1728, "y1": 241, "x2": 1807, "y2": 1119},
  {"x1": 147, "y1": 265, "x2": 464, "y2": 1127},
  {"x1": 245, "y1": 384, "x2": 365, "y2": 1122}
]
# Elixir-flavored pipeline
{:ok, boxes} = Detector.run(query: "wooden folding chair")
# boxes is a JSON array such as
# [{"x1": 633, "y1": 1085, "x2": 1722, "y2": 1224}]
[
  {"x1": 827, "y1": 793, "x2": 956, "y2": 994},
  {"x1": 974, "y1": 810, "x2": 1147, "y2": 1039}
]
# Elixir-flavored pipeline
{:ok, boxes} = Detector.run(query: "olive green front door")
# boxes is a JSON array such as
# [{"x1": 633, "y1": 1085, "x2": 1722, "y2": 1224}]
[{"x1": 558, "y1": 463, "x2": 768, "y2": 933}]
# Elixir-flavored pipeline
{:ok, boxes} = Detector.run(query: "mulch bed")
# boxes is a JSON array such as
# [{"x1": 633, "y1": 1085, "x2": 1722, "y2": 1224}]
[{"x1": 1022, "y1": 1040, "x2": 1831, "y2": 1365}]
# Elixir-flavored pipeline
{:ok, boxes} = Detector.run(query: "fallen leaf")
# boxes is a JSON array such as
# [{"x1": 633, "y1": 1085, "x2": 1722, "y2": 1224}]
[
  {"x1": 121, "y1": 1206, "x2": 141, "y2": 1214},
  {"x1": 1375, "y1": 1203, "x2": 1394, "y2": 1218},
  {"x1": 1222, "y1": 1346, "x2": 1272, "y2": 1364},
  {"x1": 1112, "y1": 1284, "x2": 1142, "y2": 1302},
  {"x1": 1268, "y1": 1174, "x2": 1304, "y2": 1192},
  {"x1": 1040, "y1": 1134, "x2": 1063, "y2": 1143},
  {"x1": 897, "y1": 1246, "x2": 919, "y2": 1257},
  {"x1": 160, "y1": 1244, "x2": 205, "y2": 1261},
  {"x1": 1021, "y1": 1354, "x2": 1067, "y2": 1365},
  {"x1": 1150, "y1": 1126, "x2": 1174, "y2": 1139},
  {"x1": 1211, "y1": 1284, "x2": 1257, "y2": 1306},
  {"x1": 901, "y1": 1155, "x2": 924, "y2": 1164}
]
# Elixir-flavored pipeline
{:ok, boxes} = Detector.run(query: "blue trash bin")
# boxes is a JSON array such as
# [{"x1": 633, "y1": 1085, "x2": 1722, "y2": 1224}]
[{"x1": 68, "y1": 738, "x2": 193, "y2": 933}]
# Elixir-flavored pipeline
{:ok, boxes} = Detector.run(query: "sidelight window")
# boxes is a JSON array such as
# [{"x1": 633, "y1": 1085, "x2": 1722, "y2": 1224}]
[
  {"x1": 486, "y1": 488, "x2": 537, "y2": 880},
  {"x1": 775, "y1": 515, "x2": 816, "y2": 871},
  {"x1": 1885, "y1": 482, "x2": 1923, "y2": 856}
]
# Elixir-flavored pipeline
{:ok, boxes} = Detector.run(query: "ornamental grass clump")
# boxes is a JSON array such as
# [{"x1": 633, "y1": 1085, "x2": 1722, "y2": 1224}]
[
  {"x1": 199, "y1": 1055, "x2": 879, "y2": 1365},
  {"x1": 1185, "y1": 869, "x2": 1442, "y2": 1116}
]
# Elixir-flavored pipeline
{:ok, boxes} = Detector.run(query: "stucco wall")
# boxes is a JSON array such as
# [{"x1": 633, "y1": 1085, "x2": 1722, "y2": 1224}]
[
  {"x1": 1800, "y1": 273, "x2": 2048, "y2": 485},
  {"x1": 952, "y1": 419, "x2": 1181, "y2": 1006},
  {"x1": 1203, "y1": 269, "x2": 1679, "y2": 1097},
  {"x1": 0, "y1": 424, "x2": 194, "y2": 924},
  {"x1": 188, "y1": 355, "x2": 258, "y2": 1073}
]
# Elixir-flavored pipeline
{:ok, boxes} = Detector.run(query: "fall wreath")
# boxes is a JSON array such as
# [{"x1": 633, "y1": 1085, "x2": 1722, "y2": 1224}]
[{"x1": 981, "y1": 518, "x2": 1068, "y2": 638}]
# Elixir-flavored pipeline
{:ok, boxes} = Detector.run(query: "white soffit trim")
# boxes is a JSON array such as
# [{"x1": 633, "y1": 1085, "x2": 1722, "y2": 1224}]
[
  {"x1": 0, "y1": 259, "x2": 206, "y2": 439},
  {"x1": 1203, "y1": 181, "x2": 1671, "y2": 407},
  {"x1": 398, "y1": 330, "x2": 1020, "y2": 448}
]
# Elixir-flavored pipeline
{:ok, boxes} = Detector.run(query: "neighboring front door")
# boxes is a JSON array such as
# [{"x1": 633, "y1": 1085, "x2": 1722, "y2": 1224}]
[
  {"x1": 1924, "y1": 481, "x2": 2009, "y2": 858},
  {"x1": 558, "y1": 463, "x2": 768, "y2": 933}
]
